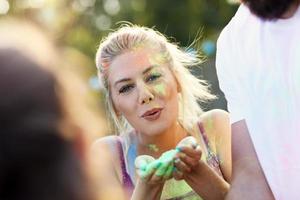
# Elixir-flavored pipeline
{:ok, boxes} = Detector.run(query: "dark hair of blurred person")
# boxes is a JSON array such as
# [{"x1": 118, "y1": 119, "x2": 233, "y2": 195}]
[
  {"x1": 0, "y1": 17, "x2": 118, "y2": 200},
  {"x1": 0, "y1": 48, "x2": 94, "y2": 200},
  {"x1": 0, "y1": 18, "x2": 122, "y2": 200},
  {"x1": 241, "y1": 0, "x2": 300, "y2": 20}
]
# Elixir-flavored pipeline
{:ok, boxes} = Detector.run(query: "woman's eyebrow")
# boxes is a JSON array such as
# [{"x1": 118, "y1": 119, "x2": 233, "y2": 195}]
[
  {"x1": 114, "y1": 78, "x2": 131, "y2": 87},
  {"x1": 114, "y1": 65, "x2": 159, "y2": 87},
  {"x1": 142, "y1": 65, "x2": 159, "y2": 75}
]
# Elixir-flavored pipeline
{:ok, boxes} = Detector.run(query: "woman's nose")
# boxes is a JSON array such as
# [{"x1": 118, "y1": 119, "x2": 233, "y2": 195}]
[{"x1": 138, "y1": 84, "x2": 154, "y2": 105}]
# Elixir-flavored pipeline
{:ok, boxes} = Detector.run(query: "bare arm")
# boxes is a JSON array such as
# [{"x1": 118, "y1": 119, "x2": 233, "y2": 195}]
[
  {"x1": 225, "y1": 120, "x2": 274, "y2": 200},
  {"x1": 213, "y1": 109, "x2": 232, "y2": 182},
  {"x1": 173, "y1": 110, "x2": 231, "y2": 199},
  {"x1": 131, "y1": 180, "x2": 164, "y2": 200},
  {"x1": 173, "y1": 145, "x2": 229, "y2": 199},
  {"x1": 91, "y1": 137, "x2": 126, "y2": 200},
  {"x1": 183, "y1": 159, "x2": 230, "y2": 200},
  {"x1": 92, "y1": 136, "x2": 165, "y2": 200}
]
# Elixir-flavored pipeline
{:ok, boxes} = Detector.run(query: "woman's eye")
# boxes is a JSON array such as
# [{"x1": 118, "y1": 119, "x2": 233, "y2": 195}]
[
  {"x1": 119, "y1": 84, "x2": 134, "y2": 94},
  {"x1": 146, "y1": 74, "x2": 161, "y2": 82}
]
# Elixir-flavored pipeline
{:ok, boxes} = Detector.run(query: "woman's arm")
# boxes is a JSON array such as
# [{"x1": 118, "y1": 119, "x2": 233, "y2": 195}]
[
  {"x1": 174, "y1": 146, "x2": 229, "y2": 199},
  {"x1": 173, "y1": 109, "x2": 231, "y2": 199},
  {"x1": 92, "y1": 136, "x2": 166, "y2": 200},
  {"x1": 133, "y1": 150, "x2": 180, "y2": 200},
  {"x1": 91, "y1": 136, "x2": 127, "y2": 200},
  {"x1": 131, "y1": 179, "x2": 164, "y2": 200},
  {"x1": 213, "y1": 109, "x2": 232, "y2": 182}
]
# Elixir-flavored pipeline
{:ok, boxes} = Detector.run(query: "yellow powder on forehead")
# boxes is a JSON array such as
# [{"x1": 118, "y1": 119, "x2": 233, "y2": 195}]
[{"x1": 149, "y1": 51, "x2": 170, "y2": 65}]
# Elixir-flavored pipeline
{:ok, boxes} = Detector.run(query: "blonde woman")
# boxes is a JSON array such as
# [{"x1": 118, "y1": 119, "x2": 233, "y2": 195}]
[{"x1": 93, "y1": 25, "x2": 231, "y2": 200}]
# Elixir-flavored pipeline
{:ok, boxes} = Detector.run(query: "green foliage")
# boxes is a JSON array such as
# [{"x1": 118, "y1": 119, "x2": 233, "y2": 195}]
[{"x1": 2, "y1": 0, "x2": 239, "y2": 111}]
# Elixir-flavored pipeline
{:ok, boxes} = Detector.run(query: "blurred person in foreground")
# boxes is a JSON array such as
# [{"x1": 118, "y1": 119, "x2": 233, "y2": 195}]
[
  {"x1": 93, "y1": 25, "x2": 231, "y2": 200},
  {"x1": 216, "y1": 0, "x2": 300, "y2": 199},
  {"x1": 0, "y1": 18, "x2": 116, "y2": 200},
  {"x1": 0, "y1": 48, "x2": 93, "y2": 200}
]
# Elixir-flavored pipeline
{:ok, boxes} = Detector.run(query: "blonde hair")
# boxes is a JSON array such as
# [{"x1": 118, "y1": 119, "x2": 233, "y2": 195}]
[{"x1": 96, "y1": 24, "x2": 215, "y2": 134}]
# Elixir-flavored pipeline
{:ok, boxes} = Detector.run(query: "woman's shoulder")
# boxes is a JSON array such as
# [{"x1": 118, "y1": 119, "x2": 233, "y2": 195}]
[
  {"x1": 93, "y1": 135, "x2": 120, "y2": 150},
  {"x1": 92, "y1": 131, "x2": 134, "y2": 157},
  {"x1": 199, "y1": 109, "x2": 230, "y2": 143},
  {"x1": 91, "y1": 135, "x2": 129, "y2": 195},
  {"x1": 200, "y1": 109, "x2": 229, "y2": 128},
  {"x1": 92, "y1": 135, "x2": 124, "y2": 180},
  {"x1": 91, "y1": 135, "x2": 124, "y2": 162}
]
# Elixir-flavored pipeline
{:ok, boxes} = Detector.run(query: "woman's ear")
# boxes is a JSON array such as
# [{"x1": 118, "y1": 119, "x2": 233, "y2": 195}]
[
  {"x1": 172, "y1": 70, "x2": 181, "y2": 93},
  {"x1": 115, "y1": 109, "x2": 121, "y2": 117},
  {"x1": 109, "y1": 96, "x2": 121, "y2": 117},
  {"x1": 105, "y1": 74, "x2": 121, "y2": 116},
  {"x1": 176, "y1": 81, "x2": 182, "y2": 93},
  {"x1": 175, "y1": 75, "x2": 182, "y2": 93}
]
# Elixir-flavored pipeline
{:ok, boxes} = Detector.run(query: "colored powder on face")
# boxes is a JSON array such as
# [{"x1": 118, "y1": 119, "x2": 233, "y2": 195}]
[
  {"x1": 154, "y1": 83, "x2": 166, "y2": 96},
  {"x1": 149, "y1": 52, "x2": 170, "y2": 65}
]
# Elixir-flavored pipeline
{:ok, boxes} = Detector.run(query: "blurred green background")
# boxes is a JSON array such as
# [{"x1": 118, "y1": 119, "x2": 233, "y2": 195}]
[{"x1": 0, "y1": 0, "x2": 239, "y2": 134}]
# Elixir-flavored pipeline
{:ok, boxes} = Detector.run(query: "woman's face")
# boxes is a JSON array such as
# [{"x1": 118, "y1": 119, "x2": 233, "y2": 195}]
[{"x1": 107, "y1": 47, "x2": 180, "y2": 136}]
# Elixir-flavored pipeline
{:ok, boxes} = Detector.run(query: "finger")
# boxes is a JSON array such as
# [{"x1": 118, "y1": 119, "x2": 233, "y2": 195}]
[
  {"x1": 135, "y1": 155, "x2": 155, "y2": 170},
  {"x1": 136, "y1": 160, "x2": 147, "y2": 171},
  {"x1": 173, "y1": 167, "x2": 184, "y2": 180},
  {"x1": 154, "y1": 160, "x2": 170, "y2": 177},
  {"x1": 137, "y1": 169, "x2": 150, "y2": 180},
  {"x1": 163, "y1": 164, "x2": 174, "y2": 180},
  {"x1": 145, "y1": 160, "x2": 161, "y2": 174},
  {"x1": 177, "y1": 136, "x2": 197, "y2": 149},
  {"x1": 138, "y1": 160, "x2": 161, "y2": 181},
  {"x1": 177, "y1": 146, "x2": 202, "y2": 159},
  {"x1": 178, "y1": 153, "x2": 199, "y2": 168},
  {"x1": 174, "y1": 157, "x2": 191, "y2": 173},
  {"x1": 150, "y1": 159, "x2": 172, "y2": 183}
]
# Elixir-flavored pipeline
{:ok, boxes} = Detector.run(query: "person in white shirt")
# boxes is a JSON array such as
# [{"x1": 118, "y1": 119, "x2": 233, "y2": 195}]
[{"x1": 216, "y1": 0, "x2": 300, "y2": 199}]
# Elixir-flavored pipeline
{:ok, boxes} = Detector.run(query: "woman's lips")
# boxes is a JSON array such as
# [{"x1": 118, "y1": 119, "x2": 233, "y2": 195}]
[{"x1": 141, "y1": 108, "x2": 163, "y2": 121}]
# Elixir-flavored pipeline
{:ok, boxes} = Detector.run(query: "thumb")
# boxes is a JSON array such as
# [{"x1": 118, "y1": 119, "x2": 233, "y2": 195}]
[{"x1": 135, "y1": 155, "x2": 155, "y2": 170}]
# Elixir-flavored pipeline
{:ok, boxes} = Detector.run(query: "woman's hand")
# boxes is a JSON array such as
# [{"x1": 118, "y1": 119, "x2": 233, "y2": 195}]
[
  {"x1": 132, "y1": 151, "x2": 178, "y2": 200},
  {"x1": 173, "y1": 145, "x2": 202, "y2": 180},
  {"x1": 135, "y1": 149, "x2": 178, "y2": 184},
  {"x1": 173, "y1": 143, "x2": 229, "y2": 200},
  {"x1": 172, "y1": 136, "x2": 201, "y2": 180}
]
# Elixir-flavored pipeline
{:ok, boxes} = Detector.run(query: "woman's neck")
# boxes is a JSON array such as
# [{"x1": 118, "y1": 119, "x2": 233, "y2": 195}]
[{"x1": 136, "y1": 122, "x2": 188, "y2": 158}]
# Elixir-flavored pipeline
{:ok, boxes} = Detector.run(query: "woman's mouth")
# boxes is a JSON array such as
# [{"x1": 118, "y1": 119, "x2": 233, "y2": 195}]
[{"x1": 141, "y1": 108, "x2": 163, "y2": 121}]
